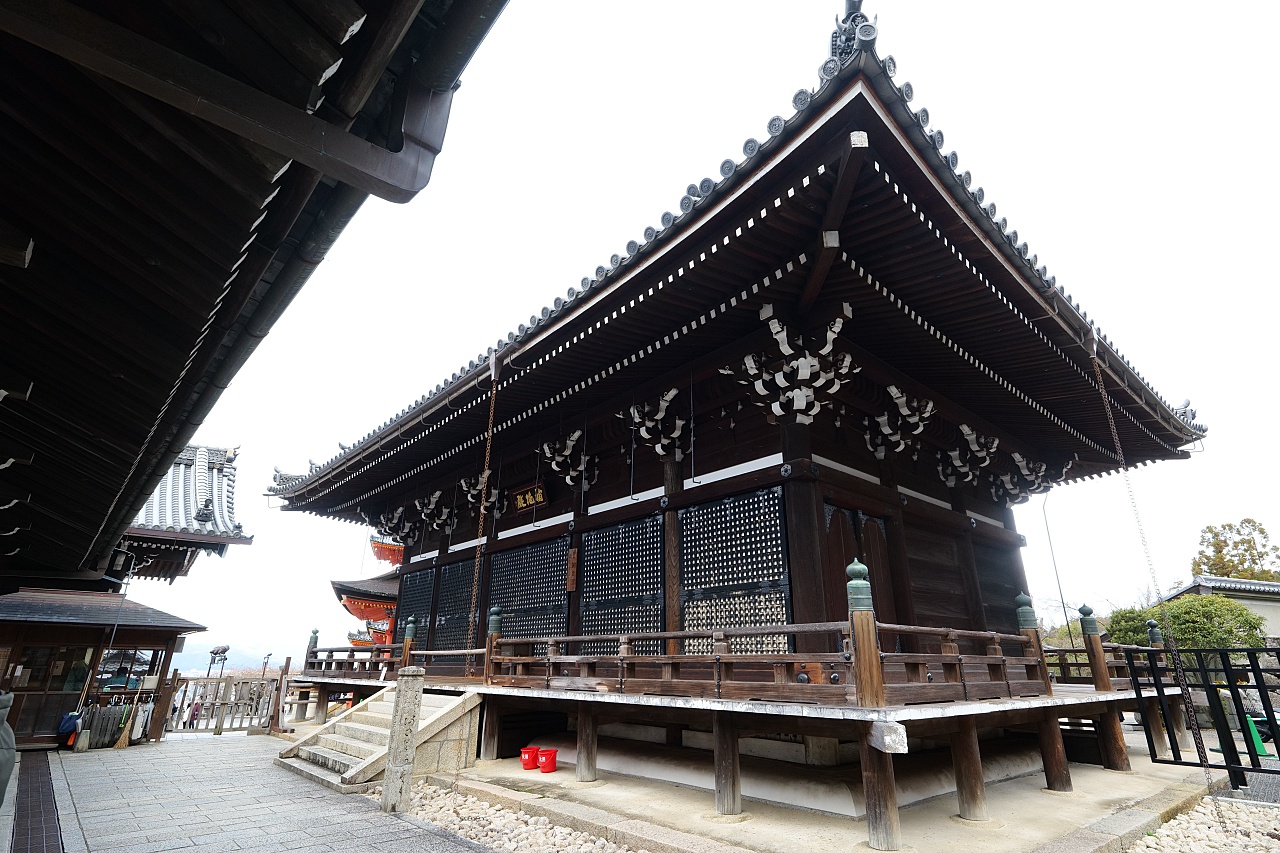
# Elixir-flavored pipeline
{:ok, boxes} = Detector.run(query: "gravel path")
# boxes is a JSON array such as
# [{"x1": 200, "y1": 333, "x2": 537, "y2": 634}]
[
  {"x1": 370, "y1": 783, "x2": 657, "y2": 853},
  {"x1": 1127, "y1": 797, "x2": 1280, "y2": 852}
]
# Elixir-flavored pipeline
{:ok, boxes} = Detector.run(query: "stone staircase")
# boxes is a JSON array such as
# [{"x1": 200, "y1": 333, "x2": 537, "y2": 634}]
[{"x1": 274, "y1": 685, "x2": 480, "y2": 793}]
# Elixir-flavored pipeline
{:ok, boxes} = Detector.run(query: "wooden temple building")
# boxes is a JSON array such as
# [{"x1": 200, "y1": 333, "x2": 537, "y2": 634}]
[{"x1": 273, "y1": 3, "x2": 1206, "y2": 848}]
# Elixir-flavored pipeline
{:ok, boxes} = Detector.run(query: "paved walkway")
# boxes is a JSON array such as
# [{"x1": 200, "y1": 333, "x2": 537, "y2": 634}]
[{"x1": 49, "y1": 736, "x2": 486, "y2": 853}]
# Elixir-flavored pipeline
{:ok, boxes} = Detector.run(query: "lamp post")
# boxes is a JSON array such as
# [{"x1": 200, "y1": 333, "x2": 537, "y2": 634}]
[{"x1": 260, "y1": 653, "x2": 272, "y2": 678}]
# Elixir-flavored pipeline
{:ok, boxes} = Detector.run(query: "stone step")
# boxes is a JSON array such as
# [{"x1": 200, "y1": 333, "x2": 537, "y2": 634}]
[
  {"x1": 317, "y1": 733, "x2": 380, "y2": 760},
  {"x1": 420, "y1": 693, "x2": 460, "y2": 709},
  {"x1": 350, "y1": 709, "x2": 393, "y2": 728},
  {"x1": 334, "y1": 721, "x2": 391, "y2": 746},
  {"x1": 297, "y1": 744, "x2": 360, "y2": 775},
  {"x1": 272, "y1": 756, "x2": 372, "y2": 794}
]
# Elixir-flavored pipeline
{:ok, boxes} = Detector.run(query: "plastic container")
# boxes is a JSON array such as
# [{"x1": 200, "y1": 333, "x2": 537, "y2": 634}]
[
  {"x1": 520, "y1": 746, "x2": 541, "y2": 770},
  {"x1": 537, "y1": 748, "x2": 558, "y2": 773}
]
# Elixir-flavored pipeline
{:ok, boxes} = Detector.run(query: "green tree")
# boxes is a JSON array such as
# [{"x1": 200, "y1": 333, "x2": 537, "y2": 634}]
[
  {"x1": 1103, "y1": 606, "x2": 1152, "y2": 646},
  {"x1": 1191, "y1": 518, "x2": 1280, "y2": 581},
  {"x1": 1154, "y1": 594, "x2": 1266, "y2": 649}
]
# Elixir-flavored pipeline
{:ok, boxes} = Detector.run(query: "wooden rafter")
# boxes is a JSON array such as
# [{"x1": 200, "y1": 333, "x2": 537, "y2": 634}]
[
  {"x1": 796, "y1": 131, "x2": 870, "y2": 315},
  {"x1": 0, "y1": 217, "x2": 32, "y2": 268}
]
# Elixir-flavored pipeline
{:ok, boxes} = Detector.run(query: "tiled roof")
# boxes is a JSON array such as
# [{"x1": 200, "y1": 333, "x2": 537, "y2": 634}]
[
  {"x1": 270, "y1": 4, "x2": 1206, "y2": 498},
  {"x1": 0, "y1": 588, "x2": 205, "y2": 632},
  {"x1": 129, "y1": 446, "x2": 251, "y2": 542},
  {"x1": 331, "y1": 570, "x2": 400, "y2": 601},
  {"x1": 1167, "y1": 574, "x2": 1280, "y2": 600}
]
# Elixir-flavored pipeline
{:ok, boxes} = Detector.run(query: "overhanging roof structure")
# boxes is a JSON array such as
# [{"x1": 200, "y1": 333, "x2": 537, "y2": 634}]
[
  {"x1": 270, "y1": 10, "x2": 1205, "y2": 522},
  {"x1": 0, "y1": 587, "x2": 205, "y2": 632},
  {"x1": 0, "y1": 0, "x2": 507, "y2": 589},
  {"x1": 122, "y1": 445, "x2": 252, "y2": 583}
]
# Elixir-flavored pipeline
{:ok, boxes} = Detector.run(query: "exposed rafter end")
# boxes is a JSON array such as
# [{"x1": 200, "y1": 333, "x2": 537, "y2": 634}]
[
  {"x1": 0, "y1": 217, "x2": 33, "y2": 268},
  {"x1": 0, "y1": 366, "x2": 33, "y2": 403}
]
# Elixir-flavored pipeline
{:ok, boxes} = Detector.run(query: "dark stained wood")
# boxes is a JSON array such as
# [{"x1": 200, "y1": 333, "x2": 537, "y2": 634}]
[
  {"x1": 1143, "y1": 696, "x2": 1169, "y2": 759},
  {"x1": 575, "y1": 702, "x2": 598, "y2": 782},
  {"x1": 860, "y1": 731, "x2": 902, "y2": 851},
  {"x1": 221, "y1": 0, "x2": 344, "y2": 85},
  {"x1": 949, "y1": 488, "x2": 989, "y2": 632},
  {"x1": 797, "y1": 138, "x2": 868, "y2": 314},
  {"x1": 288, "y1": 0, "x2": 367, "y2": 47},
  {"x1": 663, "y1": 456, "x2": 682, "y2": 653},
  {"x1": 1037, "y1": 715, "x2": 1072, "y2": 792},
  {"x1": 163, "y1": 0, "x2": 324, "y2": 111},
  {"x1": 0, "y1": 217, "x2": 33, "y2": 268},
  {"x1": 1096, "y1": 703, "x2": 1132, "y2": 772},
  {"x1": 712, "y1": 710, "x2": 741, "y2": 815},
  {"x1": 950, "y1": 717, "x2": 987, "y2": 821},
  {"x1": 852, "y1": 609, "x2": 884, "y2": 708},
  {"x1": 781, "y1": 425, "x2": 833, "y2": 652}
]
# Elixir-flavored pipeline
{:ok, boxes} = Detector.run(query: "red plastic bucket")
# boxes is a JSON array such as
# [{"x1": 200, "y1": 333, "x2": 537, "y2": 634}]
[
  {"x1": 537, "y1": 748, "x2": 558, "y2": 773},
  {"x1": 520, "y1": 746, "x2": 541, "y2": 770}
]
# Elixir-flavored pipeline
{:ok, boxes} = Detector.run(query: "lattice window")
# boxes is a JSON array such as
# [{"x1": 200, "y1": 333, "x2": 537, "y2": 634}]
[
  {"x1": 680, "y1": 487, "x2": 790, "y2": 653},
  {"x1": 581, "y1": 516, "x2": 664, "y2": 655},
  {"x1": 489, "y1": 537, "x2": 570, "y2": 652},
  {"x1": 431, "y1": 561, "x2": 477, "y2": 659},
  {"x1": 394, "y1": 568, "x2": 434, "y2": 646}
]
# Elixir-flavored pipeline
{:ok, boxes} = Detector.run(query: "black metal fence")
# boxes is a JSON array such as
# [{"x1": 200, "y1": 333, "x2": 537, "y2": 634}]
[{"x1": 1124, "y1": 647, "x2": 1280, "y2": 789}]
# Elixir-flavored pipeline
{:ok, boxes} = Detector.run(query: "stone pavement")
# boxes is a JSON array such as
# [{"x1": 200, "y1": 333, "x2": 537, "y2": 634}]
[{"x1": 49, "y1": 735, "x2": 488, "y2": 853}]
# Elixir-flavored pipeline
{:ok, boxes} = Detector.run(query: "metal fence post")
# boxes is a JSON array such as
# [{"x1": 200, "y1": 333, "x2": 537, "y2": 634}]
[{"x1": 381, "y1": 666, "x2": 425, "y2": 813}]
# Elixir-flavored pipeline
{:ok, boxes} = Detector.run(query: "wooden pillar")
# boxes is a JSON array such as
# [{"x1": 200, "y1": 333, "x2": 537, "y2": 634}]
[
  {"x1": 1143, "y1": 696, "x2": 1171, "y2": 759},
  {"x1": 860, "y1": 727, "x2": 902, "y2": 851},
  {"x1": 949, "y1": 489, "x2": 989, "y2": 632},
  {"x1": 270, "y1": 657, "x2": 291, "y2": 734},
  {"x1": 848, "y1": 560, "x2": 884, "y2": 708},
  {"x1": 400, "y1": 615, "x2": 417, "y2": 669},
  {"x1": 804, "y1": 736, "x2": 840, "y2": 766},
  {"x1": 1079, "y1": 604, "x2": 1130, "y2": 771},
  {"x1": 315, "y1": 688, "x2": 329, "y2": 725},
  {"x1": 780, "y1": 422, "x2": 831, "y2": 652},
  {"x1": 480, "y1": 697, "x2": 501, "y2": 761},
  {"x1": 712, "y1": 711, "x2": 741, "y2": 815},
  {"x1": 663, "y1": 456, "x2": 683, "y2": 654},
  {"x1": 950, "y1": 717, "x2": 987, "y2": 821},
  {"x1": 1169, "y1": 697, "x2": 1192, "y2": 750},
  {"x1": 1037, "y1": 714, "x2": 1072, "y2": 792},
  {"x1": 576, "y1": 702, "x2": 598, "y2": 782}
]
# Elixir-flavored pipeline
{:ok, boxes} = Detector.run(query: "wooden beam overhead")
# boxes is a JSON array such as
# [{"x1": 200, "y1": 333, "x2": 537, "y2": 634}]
[
  {"x1": 797, "y1": 131, "x2": 869, "y2": 315},
  {"x1": 0, "y1": 0, "x2": 454, "y2": 203},
  {"x1": 0, "y1": 442, "x2": 34, "y2": 468},
  {"x1": 0, "y1": 217, "x2": 33, "y2": 268},
  {"x1": 0, "y1": 366, "x2": 32, "y2": 402}
]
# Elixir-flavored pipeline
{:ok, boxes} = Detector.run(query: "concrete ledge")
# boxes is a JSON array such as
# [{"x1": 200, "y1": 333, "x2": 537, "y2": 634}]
[
  {"x1": 606, "y1": 819, "x2": 758, "y2": 853},
  {"x1": 1030, "y1": 772, "x2": 1227, "y2": 853}
]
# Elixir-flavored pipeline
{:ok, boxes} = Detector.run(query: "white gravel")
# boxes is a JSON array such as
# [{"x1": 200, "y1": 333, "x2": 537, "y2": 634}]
[
  {"x1": 368, "y1": 782, "x2": 656, "y2": 853},
  {"x1": 1127, "y1": 797, "x2": 1280, "y2": 852}
]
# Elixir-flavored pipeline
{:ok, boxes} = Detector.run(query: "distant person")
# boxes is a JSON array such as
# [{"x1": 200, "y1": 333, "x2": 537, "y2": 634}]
[
  {"x1": 0, "y1": 691, "x2": 13, "y2": 806},
  {"x1": 188, "y1": 700, "x2": 202, "y2": 729}
]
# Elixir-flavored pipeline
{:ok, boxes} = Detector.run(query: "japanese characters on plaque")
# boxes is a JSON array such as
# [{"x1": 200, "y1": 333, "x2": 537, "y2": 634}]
[{"x1": 511, "y1": 479, "x2": 548, "y2": 514}]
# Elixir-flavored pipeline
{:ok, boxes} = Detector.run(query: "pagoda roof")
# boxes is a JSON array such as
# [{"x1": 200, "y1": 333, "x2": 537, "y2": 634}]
[
  {"x1": 331, "y1": 570, "x2": 400, "y2": 602},
  {"x1": 0, "y1": 0, "x2": 507, "y2": 591},
  {"x1": 0, "y1": 587, "x2": 204, "y2": 632},
  {"x1": 271, "y1": 9, "x2": 1205, "y2": 518},
  {"x1": 120, "y1": 445, "x2": 251, "y2": 582}
]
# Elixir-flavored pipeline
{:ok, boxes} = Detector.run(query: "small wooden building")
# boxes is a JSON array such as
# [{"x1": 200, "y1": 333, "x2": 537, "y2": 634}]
[{"x1": 0, "y1": 588, "x2": 204, "y2": 747}]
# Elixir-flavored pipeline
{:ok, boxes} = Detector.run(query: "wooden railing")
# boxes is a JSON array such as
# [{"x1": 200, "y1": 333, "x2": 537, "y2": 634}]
[
  {"x1": 485, "y1": 620, "x2": 1048, "y2": 707},
  {"x1": 1044, "y1": 642, "x2": 1146, "y2": 687},
  {"x1": 304, "y1": 644, "x2": 402, "y2": 679}
]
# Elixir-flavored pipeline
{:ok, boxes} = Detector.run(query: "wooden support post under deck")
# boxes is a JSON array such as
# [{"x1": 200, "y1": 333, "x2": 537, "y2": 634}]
[
  {"x1": 950, "y1": 717, "x2": 987, "y2": 821},
  {"x1": 1037, "y1": 715, "x2": 1072, "y2": 792},
  {"x1": 576, "y1": 702, "x2": 598, "y2": 782},
  {"x1": 1096, "y1": 702, "x2": 1132, "y2": 772},
  {"x1": 860, "y1": 729, "x2": 902, "y2": 851},
  {"x1": 480, "y1": 698, "x2": 501, "y2": 761},
  {"x1": 314, "y1": 689, "x2": 329, "y2": 724},
  {"x1": 712, "y1": 711, "x2": 741, "y2": 815},
  {"x1": 1143, "y1": 696, "x2": 1171, "y2": 759},
  {"x1": 1170, "y1": 696, "x2": 1192, "y2": 750}
]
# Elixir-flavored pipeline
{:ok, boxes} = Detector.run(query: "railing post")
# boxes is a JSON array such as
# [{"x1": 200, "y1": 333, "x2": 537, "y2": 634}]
[
  {"x1": 381, "y1": 666, "x2": 425, "y2": 813},
  {"x1": 400, "y1": 615, "x2": 417, "y2": 669},
  {"x1": 1015, "y1": 592, "x2": 1052, "y2": 696},
  {"x1": 1080, "y1": 604, "x2": 1131, "y2": 772},
  {"x1": 848, "y1": 559, "x2": 884, "y2": 708},
  {"x1": 484, "y1": 606, "x2": 502, "y2": 684}
]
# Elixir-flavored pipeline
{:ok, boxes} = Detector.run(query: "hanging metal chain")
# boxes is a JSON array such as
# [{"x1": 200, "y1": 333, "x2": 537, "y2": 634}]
[
  {"x1": 1089, "y1": 355, "x2": 1233, "y2": 831},
  {"x1": 465, "y1": 375, "x2": 500, "y2": 676}
]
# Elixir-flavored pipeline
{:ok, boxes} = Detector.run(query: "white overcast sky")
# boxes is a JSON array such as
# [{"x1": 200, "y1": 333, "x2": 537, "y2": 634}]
[{"x1": 129, "y1": 1, "x2": 1280, "y2": 669}]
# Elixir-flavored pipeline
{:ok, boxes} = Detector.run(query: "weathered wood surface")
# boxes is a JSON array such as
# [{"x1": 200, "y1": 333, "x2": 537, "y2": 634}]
[
  {"x1": 1037, "y1": 714, "x2": 1073, "y2": 792},
  {"x1": 712, "y1": 710, "x2": 740, "y2": 815},
  {"x1": 951, "y1": 717, "x2": 987, "y2": 821}
]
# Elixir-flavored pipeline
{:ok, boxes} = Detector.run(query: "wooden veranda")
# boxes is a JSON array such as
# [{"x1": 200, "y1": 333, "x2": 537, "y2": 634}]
[{"x1": 295, "y1": 577, "x2": 1181, "y2": 851}]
